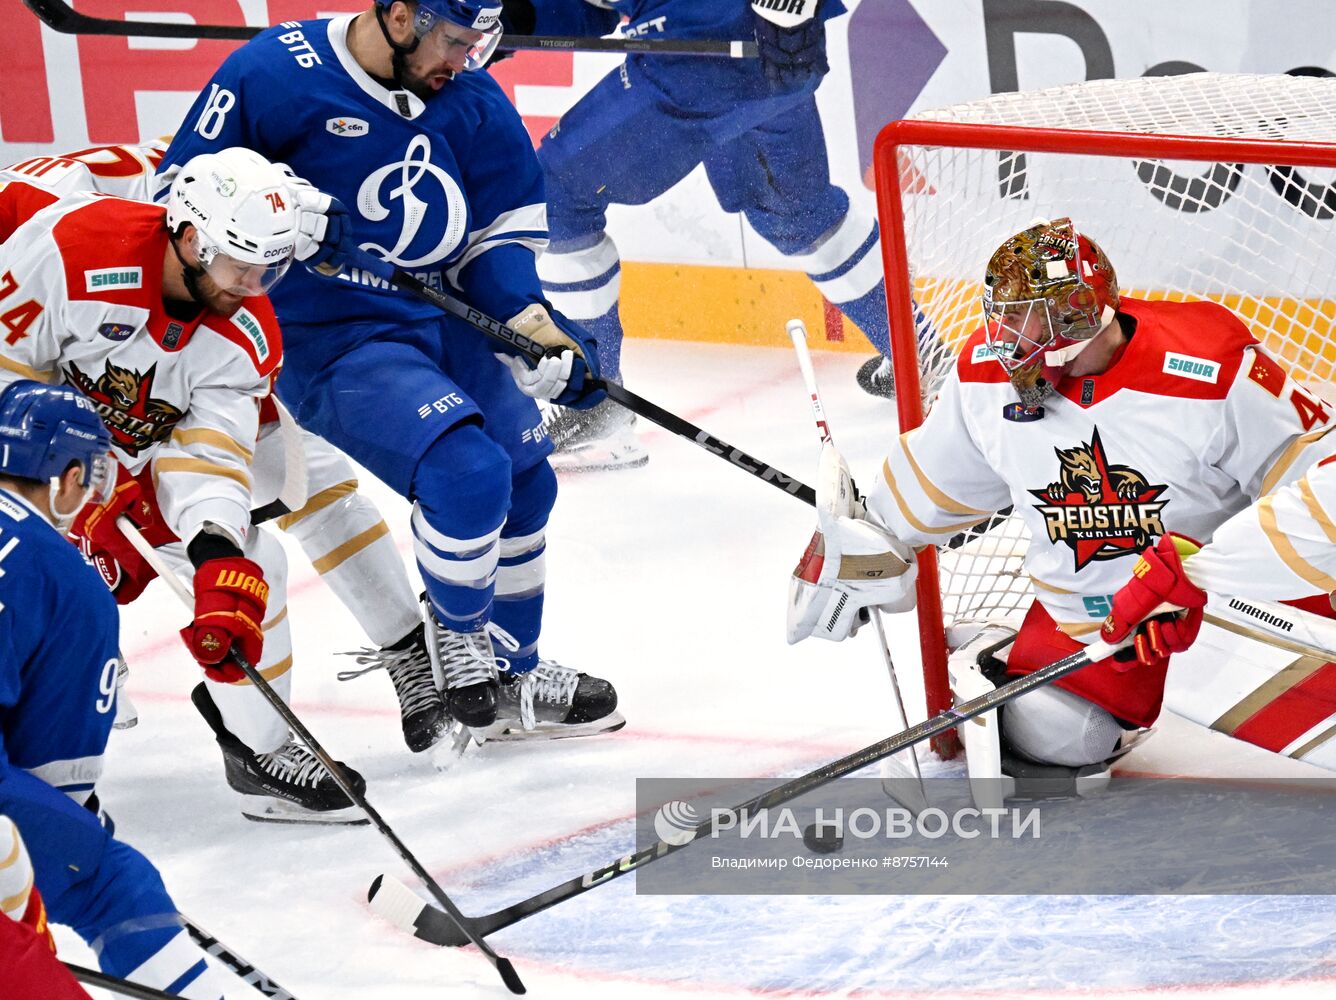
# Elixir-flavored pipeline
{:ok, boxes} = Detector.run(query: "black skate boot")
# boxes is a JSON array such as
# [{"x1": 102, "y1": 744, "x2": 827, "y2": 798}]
[
  {"x1": 339, "y1": 624, "x2": 450, "y2": 753},
  {"x1": 543, "y1": 397, "x2": 647, "y2": 472},
  {"x1": 481, "y1": 659, "x2": 624, "y2": 741},
  {"x1": 856, "y1": 355, "x2": 895, "y2": 399},
  {"x1": 425, "y1": 616, "x2": 500, "y2": 729},
  {"x1": 191, "y1": 683, "x2": 368, "y2": 825}
]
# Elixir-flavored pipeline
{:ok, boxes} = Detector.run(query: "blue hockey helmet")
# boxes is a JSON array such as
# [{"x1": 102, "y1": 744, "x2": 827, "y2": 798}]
[
  {"x1": 375, "y1": 0, "x2": 503, "y2": 71},
  {"x1": 0, "y1": 380, "x2": 114, "y2": 506}
]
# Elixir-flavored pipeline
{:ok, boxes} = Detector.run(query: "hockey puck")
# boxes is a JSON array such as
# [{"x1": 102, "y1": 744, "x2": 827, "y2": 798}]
[{"x1": 802, "y1": 822, "x2": 843, "y2": 854}]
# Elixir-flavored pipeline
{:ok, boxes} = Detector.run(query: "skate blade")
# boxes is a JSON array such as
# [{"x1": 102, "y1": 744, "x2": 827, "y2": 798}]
[
  {"x1": 475, "y1": 712, "x2": 626, "y2": 742},
  {"x1": 239, "y1": 795, "x2": 369, "y2": 826},
  {"x1": 430, "y1": 722, "x2": 482, "y2": 771}
]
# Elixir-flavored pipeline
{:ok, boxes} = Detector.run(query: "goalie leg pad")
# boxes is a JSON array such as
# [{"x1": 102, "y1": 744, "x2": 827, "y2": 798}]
[{"x1": 1002, "y1": 683, "x2": 1124, "y2": 768}]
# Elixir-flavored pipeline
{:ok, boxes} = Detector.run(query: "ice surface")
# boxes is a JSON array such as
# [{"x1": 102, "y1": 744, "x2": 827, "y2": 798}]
[{"x1": 63, "y1": 343, "x2": 1336, "y2": 999}]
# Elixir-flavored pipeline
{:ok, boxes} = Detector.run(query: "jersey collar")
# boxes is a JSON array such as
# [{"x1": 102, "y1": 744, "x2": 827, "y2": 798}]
[{"x1": 328, "y1": 14, "x2": 426, "y2": 120}]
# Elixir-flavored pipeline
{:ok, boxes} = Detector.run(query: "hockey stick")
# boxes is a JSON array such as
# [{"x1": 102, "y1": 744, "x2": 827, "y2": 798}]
[
  {"x1": 115, "y1": 519, "x2": 526, "y2": 995},
  {"x1": 67, "y1": 964, "x2": 178, "y2": 1000},
  {"x1": 382, "y1": 266, "x2": 816, "y2": 506},
  {"x1": 368, "y1": 634, "x2": 1126, "y2": 945},
  {"x1": 785, "y1": 317, "x2": 927, "y2": 809},
  {"x1": 182, "y1": 915, "x2": 297, "y2": 1000},
  {"x1": 20, "y1": 0, "x2": 756, "y2": 55}
]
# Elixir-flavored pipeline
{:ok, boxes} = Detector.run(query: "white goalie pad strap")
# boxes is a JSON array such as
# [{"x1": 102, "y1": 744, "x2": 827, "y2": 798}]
[{"x1": 948, "y1": 624, "x2": 1016, "y2": 811}]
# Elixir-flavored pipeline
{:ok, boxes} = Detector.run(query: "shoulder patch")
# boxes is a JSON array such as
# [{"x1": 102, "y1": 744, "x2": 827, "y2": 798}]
[
  {"x1": 230, "y1": 307, "x2": 271, "y2": 363},
  {"x1": 1246, "y1": 347, "x2": 1287, "y2": 398},
  {"x1": 1162, "y1": 352, "x2": 1220, "y2": 384},
  {"x1": 206, "y1": 298, "x2": 282, "y2": 377},
  {"x1": 84, "y1": 266, "x2": 143, "y2": 292}
]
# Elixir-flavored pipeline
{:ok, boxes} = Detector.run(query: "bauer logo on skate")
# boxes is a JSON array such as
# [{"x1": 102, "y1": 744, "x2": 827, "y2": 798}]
[{"x1": 1029, "y1": 428, "x2": 1168, "y2": 571}]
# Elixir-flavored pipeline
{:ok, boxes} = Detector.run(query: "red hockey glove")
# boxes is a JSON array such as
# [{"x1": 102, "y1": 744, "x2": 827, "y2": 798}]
[
  {"x1": 180, "y1": 557, "x2": 268, "y2": 683},
  {"x1": 1101, "y1": 533, "x2": 1207, "y2": 670},
  {"x1": 18, "y1": 885, "x2": 55, "y2": 952},
  {"x1": 68, "y1": 479, "x2": 157, "y2": 604}
]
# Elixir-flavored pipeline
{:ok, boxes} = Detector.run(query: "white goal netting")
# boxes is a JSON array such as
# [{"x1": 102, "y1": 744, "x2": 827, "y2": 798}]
[{"x1": 879, "y1": 72, "x2": 1336, "y2": 695}]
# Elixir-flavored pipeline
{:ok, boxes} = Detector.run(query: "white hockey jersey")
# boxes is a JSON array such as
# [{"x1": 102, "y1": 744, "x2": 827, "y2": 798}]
[
  {"x1": 0, "y1": 140, "x2": 165, "y2": 203},
  {"x1": 870, "y1": 297, "x2": 1336, "y2": 640},
  {"x1": 0, "y1": 186, "x2": 281, "y2": 547}
]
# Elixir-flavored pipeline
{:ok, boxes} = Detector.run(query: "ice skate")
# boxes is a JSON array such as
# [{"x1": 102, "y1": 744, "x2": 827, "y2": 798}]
[
  {"x1": 339, "y1": 623, "x2": 450, "y2": 753},
  {"x1": 544, "y1": 398, "x2": 648, "y2": 472},
  {"x1": 478, "y1": 659, "x2": 624, "y2": 742},
  {"x1": 855, "y1": 355, "x2": 895, "y2": 399},
  {"x1": 191, "y1": 683, "x2": 368, "y2": 825},
  {"x1": 424, "y1": 611, "x2": 501, "y2": 728}
]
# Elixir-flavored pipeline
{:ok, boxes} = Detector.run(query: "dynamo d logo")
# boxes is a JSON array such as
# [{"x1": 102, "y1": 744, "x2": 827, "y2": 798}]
[{"x1": 653, "y1": 800, "x2": 700, "y2": 846}]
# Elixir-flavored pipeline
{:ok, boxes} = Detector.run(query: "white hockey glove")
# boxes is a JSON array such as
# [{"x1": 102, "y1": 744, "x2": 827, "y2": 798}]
[
  {"x1": 275, "y1": 165, "x2": 356, "y2": 273},
  {"x1": 787, "y1": 442, "x2": 917, "y2": 643},
  {"x1": 494, "y1": 304, "x2": 603, "y2": 407}
]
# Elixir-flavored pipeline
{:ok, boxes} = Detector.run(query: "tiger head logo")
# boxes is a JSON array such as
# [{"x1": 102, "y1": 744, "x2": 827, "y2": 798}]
[
  {"x1": 65, "y1": 360, "x2": 185, "y2": 457},
  {"x1": 1029, "y1": 428, "x2": 1168, "y2": 571}
]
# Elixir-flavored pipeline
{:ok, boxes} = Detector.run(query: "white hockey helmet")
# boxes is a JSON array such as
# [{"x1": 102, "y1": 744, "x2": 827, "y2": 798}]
[{"x1": 165, "y1": 147, "x2": 299, "y2": 295}]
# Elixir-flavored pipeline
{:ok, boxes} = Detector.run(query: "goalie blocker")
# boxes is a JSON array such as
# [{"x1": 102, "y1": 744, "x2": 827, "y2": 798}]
[{"x1": 787, "y1": 442, "x2": 917, "y2": 642}]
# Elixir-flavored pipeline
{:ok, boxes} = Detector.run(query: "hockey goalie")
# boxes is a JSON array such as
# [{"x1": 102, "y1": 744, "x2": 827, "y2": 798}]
[{"x1": 788, "y1": 217, "x2": 1336, "y2": 804}]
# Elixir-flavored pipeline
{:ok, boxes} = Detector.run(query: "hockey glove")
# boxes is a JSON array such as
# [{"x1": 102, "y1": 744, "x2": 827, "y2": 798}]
[
  {"x1": 1101, "y1": 532, "x2": 1207, "y2": 670},
  {"x1": 787, "y1": 442, "x2": 917, "y2": 643},
  {"x1": 751, "y1": 0, "x2": 829, "y2": 92},
  {"x1": 279, "y1": 166, "x2": 357, "y2": 275},
  {"x1": 69, "y1": 479, "x2": 158, "y2": 604},
  {"x1": 181, "y1": 556, "x2": 268, "y2": 683},
  {"x1": 495, "y1": 303, "x2": 606, "y2": 408}
]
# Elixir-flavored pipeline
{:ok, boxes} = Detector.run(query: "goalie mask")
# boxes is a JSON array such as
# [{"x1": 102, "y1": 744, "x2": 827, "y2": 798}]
[{"x1": 981, "y1": 218, "x2": 1119, "y2": 410}]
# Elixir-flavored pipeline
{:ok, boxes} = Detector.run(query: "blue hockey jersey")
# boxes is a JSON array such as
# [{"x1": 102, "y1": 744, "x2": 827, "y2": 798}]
[
  {"x1": 158, "y1": 16, "x2": 550, "y2": 329},
  {"x1": 531, "y1": 0, "x2": 847, "y2": 42},
  {"x1": 0, "y1": 489, "x2": 121, "y2": 803}
]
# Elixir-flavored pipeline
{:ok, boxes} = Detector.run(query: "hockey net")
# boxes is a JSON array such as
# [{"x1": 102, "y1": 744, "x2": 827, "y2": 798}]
[{"x1": 872, "y1": 73, "x2": 1336, "y2": 755}]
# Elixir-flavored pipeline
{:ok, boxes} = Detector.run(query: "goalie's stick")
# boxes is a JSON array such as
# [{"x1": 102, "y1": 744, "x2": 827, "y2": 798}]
[
  {"x1": 380, "y1": 265, "x2": 816, "y2": 506},
  {"x1": 115, "y1": 520, "x2": 526, "y2": 996},
  {"x1": 785, "y1": 318, "x2": 927, "y2": 810},
  {"x1": 20, "y1": 0, "x2": 756, "y2": 55},
  {"x1": 367, "y1": 634, "x2": 1125, "y2": 945}
]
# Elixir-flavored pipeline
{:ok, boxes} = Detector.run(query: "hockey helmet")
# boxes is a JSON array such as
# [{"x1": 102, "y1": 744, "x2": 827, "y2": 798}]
[
  {"x1": 165, "y1": 148, "x2": 300, "y2": 296},
  {"x1": 0, "y1": 380, "x2": 114, "y2": 509},
  {"x1": 375, "y1": 0, "x2": 503, "y2": 70},
  {"x1": 981, "y1": 218, "x2": 1119, "y2": 410}
]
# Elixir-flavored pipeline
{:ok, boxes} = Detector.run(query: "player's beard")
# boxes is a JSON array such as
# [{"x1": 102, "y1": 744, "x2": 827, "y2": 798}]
[
  {"x1": 181, "y1": 264, "x2": 245, "y2": 317},
  {"x1": 398, "y1": 50, "x2": 456, "y2": 100}
]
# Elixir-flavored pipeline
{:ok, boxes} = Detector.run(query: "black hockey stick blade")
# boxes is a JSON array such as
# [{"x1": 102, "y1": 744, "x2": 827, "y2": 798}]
[
  {"x1": 22, "y1": 0, "x2": 754, "y2": 55},
  {"x1": 368, "y1": 639, "x2": 1118, "y2": 947}
]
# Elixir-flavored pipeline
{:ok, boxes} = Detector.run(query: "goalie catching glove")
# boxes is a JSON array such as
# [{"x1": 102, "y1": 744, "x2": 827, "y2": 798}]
[
  {"x1": 1101, "y1": 532, "x2": 1207, "y2": 669},
  {"x1": 787, "y1": 442, "x2": 917, "y2": 643}
]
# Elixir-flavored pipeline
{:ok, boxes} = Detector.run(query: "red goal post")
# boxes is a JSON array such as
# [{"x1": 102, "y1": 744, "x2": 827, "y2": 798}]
[{"x1": 871, "y1": 73, "x2": 1336, "y2": 757}]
